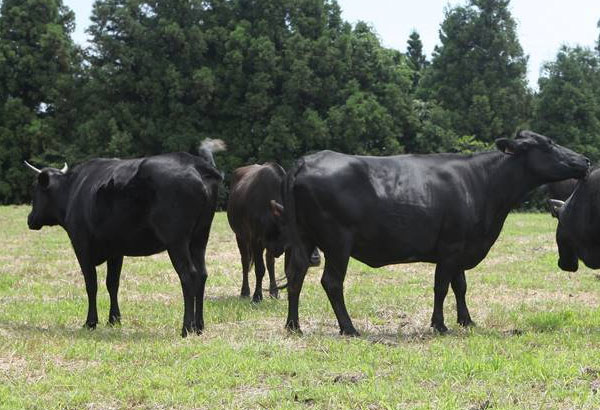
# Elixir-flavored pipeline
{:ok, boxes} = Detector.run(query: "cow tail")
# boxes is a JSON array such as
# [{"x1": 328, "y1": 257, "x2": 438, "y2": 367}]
[{"x1": 282, "y1": 158, "x2": 310, "y2": 289}]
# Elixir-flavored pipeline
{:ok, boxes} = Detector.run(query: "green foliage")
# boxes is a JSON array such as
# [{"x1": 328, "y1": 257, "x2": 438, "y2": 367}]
[
  {"x1": 0, "y1": 0, "x2": 79, "y2": 203},
  {"x1": 63, "y1": 0, "x2": 415, "y2": 194},
  {"x1": 533, "y1": 46, "x2": 600, "y2": 161},
  {"x1": 406, "y1": 30, "x2": 428, "y2": 90},
  {"x1": 419, "y1": 0, "x2": 531, "y2": 143}
]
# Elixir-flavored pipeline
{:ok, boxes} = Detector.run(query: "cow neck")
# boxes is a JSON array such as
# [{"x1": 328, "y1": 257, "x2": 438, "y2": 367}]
[
  {"x1": 55, "y1": 173, "x2": 75, "y2": 228},
  {"x1": 482, "y1": 152, "x2": 538, "y2": 216}
]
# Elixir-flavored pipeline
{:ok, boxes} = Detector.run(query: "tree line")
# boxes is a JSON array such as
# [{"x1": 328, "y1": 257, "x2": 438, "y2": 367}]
[{"x1": 1, "y1": 0, "x2": 599, "y2": 205}]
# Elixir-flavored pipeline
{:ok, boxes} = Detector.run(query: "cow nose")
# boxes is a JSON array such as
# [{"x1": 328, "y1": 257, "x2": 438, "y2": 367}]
[{"x1": 586, "y1": 158, "x2": 591, "y2": 167}]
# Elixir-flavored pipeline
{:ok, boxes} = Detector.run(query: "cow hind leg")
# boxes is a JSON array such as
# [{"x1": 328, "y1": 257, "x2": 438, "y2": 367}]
[
  {"x1": 106, "y1": 256, "x2": 124, "y2": 325},
  {"x1": 320, "y1": 249, "x2": 359, "y2": 336},
  {"x1": 190, "y1": 238, "x2": 209, "y2": 335},
  {"x1": 168, "y1": 241, "x2": 200, "y2": 337},
  {"x1": 252, "y1": 245, "x2": 266, "y2": 303},
  {"x1": 266, "y1": 250, "x2": 278, "y2": 299},
  {"x1": 451, "y1": 270, "x2": 474, "y2": 327},
  {"x1": 430, "y1": 264, "x2": 452, "y2": 333},
  {"x1": 236, "y1": 236, "x2": 251, "y2": 297},
  {"x1": 285, "y1": 247, "x2": 311, "y2": 334}
]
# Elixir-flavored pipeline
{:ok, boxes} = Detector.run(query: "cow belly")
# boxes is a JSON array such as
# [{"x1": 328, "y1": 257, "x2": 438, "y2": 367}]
[
  {"x1": 100, "y1": 230, "x2": 166, "y2": 258},
  {"x1": 349, "y1": 226, "x2": 438, "y2": 267}
]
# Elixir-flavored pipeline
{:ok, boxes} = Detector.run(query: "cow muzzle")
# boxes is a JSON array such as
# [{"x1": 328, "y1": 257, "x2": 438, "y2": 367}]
[{"x1": 27, "y1": 214, "x2": 42, "y2": 230}]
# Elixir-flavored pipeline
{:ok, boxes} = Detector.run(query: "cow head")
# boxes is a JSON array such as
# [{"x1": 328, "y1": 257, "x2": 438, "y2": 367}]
[
  {"x1": 25, "y1": 161, "x2": 69, "y2": 230},
  {"x1": 547, "y1": 198, "x2": 580, "y2": 271},
  {"x1": 267, "y1": 200, "x2": 287, "y2": 257},
  {"x1": 555, "y1": 222, "x2": 580, "y2": 272},
  {"x1": 495, "y1": 130, "x2": 590, "y2": 182}
]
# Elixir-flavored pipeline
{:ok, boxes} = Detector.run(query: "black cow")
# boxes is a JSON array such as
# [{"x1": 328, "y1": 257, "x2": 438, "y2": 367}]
[
  {"x1": 271, "y1": 131, "x2": 589, "y2": 335},
  {"x1": 227, "y1": 163, "x2": 320, "y2": 303},
  {"x1": 542, "y1": 178, "x2": 578, "y2": 201},
  {"x1": 25, "y1": 139, "x2": 225, "y2": 337},
  {"x1": 549, "y1": 168, "x2": 600, "y2": 272}
]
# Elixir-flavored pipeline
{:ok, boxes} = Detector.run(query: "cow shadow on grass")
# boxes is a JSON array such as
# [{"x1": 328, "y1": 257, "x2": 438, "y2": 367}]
[
  {"x1": 0, "y1": 320, "x2": 175, "y2": 342},
  {"x1": 313, "y1": 321, "x2": 600, "y2": 347}
]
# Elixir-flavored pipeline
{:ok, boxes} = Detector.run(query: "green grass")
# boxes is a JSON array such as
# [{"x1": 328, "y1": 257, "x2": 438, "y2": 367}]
[{"x1": 1, "y1": 207, "x2": 600, "y2": 409}]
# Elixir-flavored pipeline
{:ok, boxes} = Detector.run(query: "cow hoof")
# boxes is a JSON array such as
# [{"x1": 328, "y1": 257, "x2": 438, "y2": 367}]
[
  {"x1": 269, "y1": 290, "x2": 279, "y2": 299},
  {"x1": 252, "y1": 293, "x2": 263, "y2": 303},
  {"x1": 431, "y1": 323, "x2": 448, "y2": 333},
  {"x1": 107, "y1": 316, "x2": 121, "y2": 326},
  {"x1": 240, "y1": 288, "x2": 251, "y2": 298},
  {"x1": 285, "y1": 321, "x2": 302, "y2": 335},
  {"x1": 458, "y1": 318, "x2": 475, "y2": 327},
  {"x1": 83, "y1": 321, "x2": 97, "y2": 330},
  {"x1": 340, "y1": 328, "x2": 360, "y2": 337}
]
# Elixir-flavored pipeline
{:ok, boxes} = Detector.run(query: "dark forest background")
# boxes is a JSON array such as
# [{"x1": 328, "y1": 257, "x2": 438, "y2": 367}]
[{"x1": 1, "y1": 0, "x2": 599, "y2": 205}]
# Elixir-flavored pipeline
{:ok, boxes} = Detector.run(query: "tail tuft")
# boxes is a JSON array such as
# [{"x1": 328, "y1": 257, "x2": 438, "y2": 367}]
[{"x1": 199, "y1": 138, "x2": 226, "y2": 154}]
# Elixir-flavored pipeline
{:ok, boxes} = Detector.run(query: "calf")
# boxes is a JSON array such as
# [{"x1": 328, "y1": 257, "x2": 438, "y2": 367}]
[
  {"x1": 25, "y1": 139, "x2": 225, "y2": 337},
  {"x1": 227, "y1": 163, "x2": 320, "y2": 302},
  {"x1": 272, "y1": 131, "x2": 589, "y2": 335}
]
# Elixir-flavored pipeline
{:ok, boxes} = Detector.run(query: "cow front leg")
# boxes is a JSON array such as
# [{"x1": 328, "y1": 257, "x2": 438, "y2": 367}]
[
  {"x1": 81, "y1": 264, "x2": 98, "y2": 329},
  {"x1": 451, "y1": 270, "x2": 474, "y2": 327},
  {"x1": 320, "y1": 251, "x2": 358, "y2": 336},
  {"x1": 265, "y1": 250, "x2": 278, "y2": 299},
  {"x1": 168, "y1": 242, "x2": 199, "y2": 337},
  {"x1": 252, "y1": 245, "x2": 265, "y2": 303},
  {"x1": 106, "y1": 256, "x2": 123, "y2": 325},
  {"x1": 430, "y1": 264, "x2": 451, "y2": 333},
  {"x1": 73, "y1": 248, "x2": 99, "y2": 329}
]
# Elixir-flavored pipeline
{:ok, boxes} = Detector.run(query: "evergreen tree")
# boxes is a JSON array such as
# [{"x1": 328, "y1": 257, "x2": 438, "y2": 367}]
[
  {"x1": 0, "y1": 0, "x2": 78, "y2": 203},
  {"x1": 534, "y1": 46, "x2": 600, "y2": 161},
  {"x1": 406, "y1": 30, "x2": 427, "y2": 89},
  {"x1": 419, "y1": 0, "x2": 531, "y2": 142}
]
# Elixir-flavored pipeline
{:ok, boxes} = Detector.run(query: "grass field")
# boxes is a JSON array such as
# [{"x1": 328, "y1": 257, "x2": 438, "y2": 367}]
[{"x1": 1, "y1": 206, "x2": 600, "y2": 409}]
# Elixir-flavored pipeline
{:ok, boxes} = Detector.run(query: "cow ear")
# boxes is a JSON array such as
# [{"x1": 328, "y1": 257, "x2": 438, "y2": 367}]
[
  {"x1": 37, "y1": 172, "x2": 50, "y2": 189},
  {"x1": 495, "y1": 138, "x2": 519, "y2": 155},
  {"x1": 270, "y1": 200, "x2": 284, "y2": 218},
  {"x1": 548, "y1": 199, "x2": 565, "y2": 219}
]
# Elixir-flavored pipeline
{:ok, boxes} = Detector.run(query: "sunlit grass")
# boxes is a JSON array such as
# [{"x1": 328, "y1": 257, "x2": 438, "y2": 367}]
[{"x1": 1, "y1": 207, "x2": 600, "y2": 409}]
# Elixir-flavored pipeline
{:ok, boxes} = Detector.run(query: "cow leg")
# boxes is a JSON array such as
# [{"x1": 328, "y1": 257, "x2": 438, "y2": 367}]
[
  {"x1": 266, "y1": 249, "x2": 278, "y2": 299},
  {"x1": 252, "y1": 245, "x2": 266, "y2": 303},
  {"x1": 73, "y1": 248, "x2": 99, "y2": 329},
  {"x1": 236, "y1": 236, "x2": 251, "y2": 298},
  {"x1": 430, "y1": 264, "x2": 451, "y2": 333},
  {"x1": 190, "y1": 236, "x2": 209, "y2": 335},
  {"x1": 168, "y1": 242, "x2": 199, "y2": 337},
  {"x1": 451, "y1": 270, "x2": 474, "y2": 327},
  {"x1": 285, "y1": 248, "x2": 310, "y2": 333},
  {"x1": 321, "y1": 251, "x2": 358, "y2": 336},
  {"x1": 106, "y1": 256, "x2": 123, "y2": 325},
  {"x1": 80, "y1": 263, "x2": 98, "y2": 329}
]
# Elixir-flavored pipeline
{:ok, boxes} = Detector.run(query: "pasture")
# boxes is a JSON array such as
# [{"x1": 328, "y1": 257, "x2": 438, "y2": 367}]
[{"x1": 1, "y1": 206, "x2": 600, "y2": 409}]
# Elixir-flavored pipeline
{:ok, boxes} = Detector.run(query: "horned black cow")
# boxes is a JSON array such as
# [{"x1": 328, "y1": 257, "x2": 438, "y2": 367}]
[
  {"x1": 549, "y1": 168, "x2": 600, "y2": 272},
  {"x1": 227, "y1": 163, "x2": 320, "y2": 303},
  {"x1": 25, "y1": 139, "x2": 225, "y2": 337},
  {"x1": 271, "y1": 131, "x2": 589, "y2": 335}
]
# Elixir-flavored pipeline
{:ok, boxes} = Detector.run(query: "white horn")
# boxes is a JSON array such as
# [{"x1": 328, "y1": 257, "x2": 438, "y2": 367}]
[
  {"x1": 60, "y1": 162, "x2": 68, "y2": 173},
  {"x1": 548, "y1": 199, "x2": 565, "y2": 219},
  {"x1": 24, "y1": 160, "x2": 41, "y2": 174}
]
